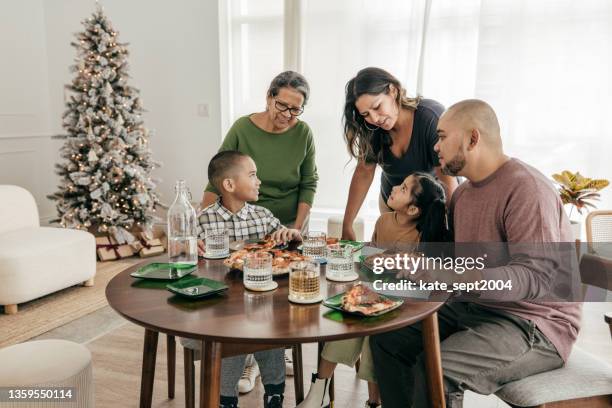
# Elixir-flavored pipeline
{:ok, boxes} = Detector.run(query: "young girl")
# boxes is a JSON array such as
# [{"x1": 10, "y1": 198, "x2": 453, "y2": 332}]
[{"x1": 297, "y1": 172, "x2": 450, "y2": 408}]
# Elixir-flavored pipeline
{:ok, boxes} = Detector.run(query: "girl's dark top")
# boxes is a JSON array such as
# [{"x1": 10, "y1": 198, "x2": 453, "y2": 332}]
[{"x1": 365, "y1": 98, "x2": 444, "y2": 202}]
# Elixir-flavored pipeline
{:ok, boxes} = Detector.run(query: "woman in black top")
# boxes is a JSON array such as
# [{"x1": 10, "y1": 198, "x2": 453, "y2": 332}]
[{"x1": 341, "y1": 67, "x2": 458, "y2": 240}]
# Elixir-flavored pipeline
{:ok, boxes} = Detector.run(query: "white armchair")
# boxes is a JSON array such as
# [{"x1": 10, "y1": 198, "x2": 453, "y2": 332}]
[{"x1": 0, "y1": 185, "x2": 96, "y2": 314}]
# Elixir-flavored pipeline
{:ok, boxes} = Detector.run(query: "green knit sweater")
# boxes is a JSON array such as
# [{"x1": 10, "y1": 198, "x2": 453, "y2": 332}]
[{"x1": 205, "y1": 116, "x2": 318, "y2": 225}]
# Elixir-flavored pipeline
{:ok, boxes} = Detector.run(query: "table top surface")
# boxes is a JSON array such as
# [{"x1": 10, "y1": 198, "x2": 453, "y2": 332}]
[{"x1": 105, "y1": 255, "x2": 445, "y2": 344}]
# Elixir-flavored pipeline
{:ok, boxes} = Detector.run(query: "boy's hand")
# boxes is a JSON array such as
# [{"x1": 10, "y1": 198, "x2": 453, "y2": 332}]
[
  {"x1": 197, "y1": 239, "x2": 205, "y2": 257},
  {"x1": 271, "y1": 228, "x2": 302, "y2": 243}
]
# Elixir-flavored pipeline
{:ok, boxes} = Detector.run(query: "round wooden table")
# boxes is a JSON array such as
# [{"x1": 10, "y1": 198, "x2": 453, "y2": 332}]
[{"x1": 106, "y1": 256, "x2": 447, "y2": 408}]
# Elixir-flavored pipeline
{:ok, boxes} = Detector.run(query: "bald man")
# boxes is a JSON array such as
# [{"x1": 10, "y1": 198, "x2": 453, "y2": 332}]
[{"x1": 370, "y1": 99, "x2": 581, "y2": 407}]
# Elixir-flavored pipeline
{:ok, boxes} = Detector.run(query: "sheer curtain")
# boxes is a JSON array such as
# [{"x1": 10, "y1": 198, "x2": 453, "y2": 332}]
[
  {"x1": 422, "y1": 0, "x2": 612, "y2": 222},
  {"x1": 222, "y1": 0, "x2": 612, "y2": 230},
  {"x1": 301, "y1": 1, "x2": 430, "y2": 227},
  {"x1": 302, "y1": 0, "x2": 612, "y2": 222},
  {"x1": 224, "y1": 0, "x2": 284, "y2": 123}
]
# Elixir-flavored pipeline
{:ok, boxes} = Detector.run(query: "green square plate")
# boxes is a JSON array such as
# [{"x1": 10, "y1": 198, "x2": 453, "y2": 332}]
[
  {"x1": 130, "y1": 263, "x2": 197, "y2": 280},
  {"x1": 339, "y1": 240, "x2": 365, "y2": 252},
  {"x1": 323, "y1": 291, "x2": 404, "y2": 317},
  {"x1": 166, "y1": 277, "x2": 229, "y2": 299}
]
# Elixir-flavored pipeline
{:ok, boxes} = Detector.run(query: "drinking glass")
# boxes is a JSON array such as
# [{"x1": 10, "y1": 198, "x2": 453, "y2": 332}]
[
  {"x1": 243, "y1": 252, "x2": 274, "y2": 291},
  {"x1": 204, "y1": 227, "x2": 229, "y2": 258},
  {"x1": 302, "y1": 231, "x2": 327, "y2": 260},
  {"x1": 289, "y1": 260, "x2": 322, "y2": 303},
  {"x1": 326, "y1": 244, "x2": 358, "y2": 282}
]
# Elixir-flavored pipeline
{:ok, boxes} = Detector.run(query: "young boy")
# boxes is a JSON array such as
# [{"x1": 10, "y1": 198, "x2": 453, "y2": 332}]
[
  {"x1": 185, "y1": 150, "x2": 301, "y2": 408},
  {"x1": 196, "y1": 150, "x2": 301, "y2": 251}
]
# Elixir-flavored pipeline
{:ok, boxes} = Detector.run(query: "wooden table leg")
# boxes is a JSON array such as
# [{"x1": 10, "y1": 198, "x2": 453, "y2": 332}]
[
  {"x1": 167, "y1": 334, "x2": 176, "y2": 399},
  {"x1": 422, "y1": 312, "x2": 445, "y2": 408},
  {"x1": 184, "y1": 348, "x2": 195, "y2": 408},
  {"x1": 140, "y1": 329, "x2": 159, "y2": 408},
  {"x1": 200, "y1": 340, "x2": 222, "y2": 408},
  {"x1": 292, "y1": 344, "x2": 304, "y2": 403}
]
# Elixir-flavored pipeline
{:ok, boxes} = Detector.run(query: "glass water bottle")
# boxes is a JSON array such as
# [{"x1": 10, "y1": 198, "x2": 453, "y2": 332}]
[{"x1": 167, "y1": 179, "x2": 198, "y2": 265}]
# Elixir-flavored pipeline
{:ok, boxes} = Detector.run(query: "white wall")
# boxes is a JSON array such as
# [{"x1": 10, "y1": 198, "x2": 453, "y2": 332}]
[
  {"x1": 0, "y1": 0, "x2": 59, "y2": 220},
  {"x1": 0, "y1": 0, "x2": 224, "y2": 222}
]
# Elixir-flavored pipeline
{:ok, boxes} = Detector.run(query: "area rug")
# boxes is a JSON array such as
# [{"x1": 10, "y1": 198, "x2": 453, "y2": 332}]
[{"x1": 0, "y1": 258, "x2": 142, "y2": 348}]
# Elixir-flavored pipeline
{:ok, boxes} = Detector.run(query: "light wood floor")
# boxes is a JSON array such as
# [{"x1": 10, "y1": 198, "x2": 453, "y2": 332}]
[{"x1": 87, "y1": 322, "x2": 371, "y2": 408}]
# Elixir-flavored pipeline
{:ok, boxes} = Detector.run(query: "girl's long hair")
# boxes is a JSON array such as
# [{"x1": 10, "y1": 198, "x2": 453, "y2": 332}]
[
  {"x1": 343, "y1": 67, "x2": 420, "y2": 164},
  {"x1": 411, "y1": 172, "x2": 451, "y2": 243}
]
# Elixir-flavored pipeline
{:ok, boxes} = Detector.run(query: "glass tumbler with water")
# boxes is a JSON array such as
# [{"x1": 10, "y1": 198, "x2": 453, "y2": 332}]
[
  {"x1": 326, "y1": 244, "x2": 357, "y2": 281},
  {"x1": 243, "y1": 252, "x2": 274, "y2": 290},
  {"x1": 204, "y1": 227, "x2": 229, "y2": 258},
  {"x1": 167, "y1": 179, "x2": 198, "y2": 265},
  {"x1": 302, "y1": 231, "x2": 327, "y2": 261}
]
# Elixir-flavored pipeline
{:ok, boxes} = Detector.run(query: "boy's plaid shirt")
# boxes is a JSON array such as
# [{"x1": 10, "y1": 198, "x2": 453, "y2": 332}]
[{"x1": 196, "y1": 200, "x2": 283, "y2": 242}]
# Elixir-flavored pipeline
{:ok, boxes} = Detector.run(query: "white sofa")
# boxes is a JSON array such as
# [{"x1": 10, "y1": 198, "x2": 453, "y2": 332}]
[{"x1": 0, "y1": 185, "x2": 96, "y2": 314}]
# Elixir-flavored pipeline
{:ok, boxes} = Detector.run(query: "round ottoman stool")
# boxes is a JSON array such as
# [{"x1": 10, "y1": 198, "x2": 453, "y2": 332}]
[{"x1": 0, "y1": 339, "x2": 94, "y2": 407}]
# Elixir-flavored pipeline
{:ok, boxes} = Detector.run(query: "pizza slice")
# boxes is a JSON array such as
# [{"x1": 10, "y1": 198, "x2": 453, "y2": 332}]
[
  {"x1": 243, "y1": 235, "x2": 279, "y2": 251},
  {"x1": 223, "y1": 249, "x2": 249, "y2": 270},
  {"x1": 341, "y1": 283, "x2": 397, "y2": 315},
  {"x1": 270, "y1": 249, "x2": 308, "y2": 275},
  {"x1": 223, "y1": 247, "x2": 307, "y2": 275}
]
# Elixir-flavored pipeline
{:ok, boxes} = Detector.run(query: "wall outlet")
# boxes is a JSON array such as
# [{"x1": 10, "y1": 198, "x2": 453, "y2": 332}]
[{"x1": 197, "y1": 104, "x2": 209, "y2": 117}]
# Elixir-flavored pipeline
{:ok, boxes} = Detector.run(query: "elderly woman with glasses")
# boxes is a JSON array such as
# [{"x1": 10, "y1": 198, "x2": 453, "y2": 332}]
[
  {"x1": 201, "y1": 71, "x2": 318, "y2": 233},
  {"x1": 199, "y1": 72, "x2": 317, "y2": 401}
]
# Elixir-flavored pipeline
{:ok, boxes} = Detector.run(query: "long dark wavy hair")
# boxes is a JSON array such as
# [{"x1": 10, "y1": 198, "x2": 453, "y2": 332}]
[
  {"x1": 343, "y1": 67, "x2": 420, "y2": 164},
  {"x1": 410, "y1": 172, "x2": 451, "y2": 243}
]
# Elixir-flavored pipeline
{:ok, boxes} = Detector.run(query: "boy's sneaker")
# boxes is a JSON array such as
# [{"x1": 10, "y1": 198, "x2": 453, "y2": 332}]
[
  {"x1": 364, "y1": 402, "x2": 381, "y2": 408},
  {"x1": 264, "y1": 394, "x2": 284, "y2": 408},
  {"x1": 284, "y1": 350, "x2": 294, "y2": 376},
  {"x1": 237, "y1": 360, "x2": 260, "y2": 394}
]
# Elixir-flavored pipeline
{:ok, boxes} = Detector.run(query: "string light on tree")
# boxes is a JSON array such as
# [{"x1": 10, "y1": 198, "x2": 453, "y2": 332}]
[{"x1": 48, "y1": 4, "x2": 161, "y2": 242}]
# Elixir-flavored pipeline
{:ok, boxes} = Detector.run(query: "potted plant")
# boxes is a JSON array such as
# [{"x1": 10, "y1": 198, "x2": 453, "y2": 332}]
[{"x1": 552, "y1": 170, "x2": 609, "y2": 240}]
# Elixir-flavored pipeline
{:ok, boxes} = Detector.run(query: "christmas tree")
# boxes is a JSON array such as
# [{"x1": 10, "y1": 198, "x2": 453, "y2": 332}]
[{"x1": 49, "y1": 6, "x2": 160, "y2": 243}]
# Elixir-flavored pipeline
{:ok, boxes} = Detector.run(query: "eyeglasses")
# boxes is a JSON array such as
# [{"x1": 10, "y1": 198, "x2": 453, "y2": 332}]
[{"x1": 274, "y1": 99, "x2": 304, "y2": 116}]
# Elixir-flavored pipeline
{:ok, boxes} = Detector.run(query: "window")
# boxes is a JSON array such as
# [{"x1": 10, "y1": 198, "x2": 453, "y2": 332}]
[
  {"x1": 221, "y1": 0, "x2": 612, "y2": 233},
  {"x1": 223, "y1": 0, "x2": 284, "y2": 125}
]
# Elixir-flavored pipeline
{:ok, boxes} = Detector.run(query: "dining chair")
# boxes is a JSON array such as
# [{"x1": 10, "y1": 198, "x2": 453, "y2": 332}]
[
  {"x1": 495, "y1": 314, "x2": 612, "y2": 407},
  {"x1": 586, "y1": 210, "x2": 612, "y2": 253}
]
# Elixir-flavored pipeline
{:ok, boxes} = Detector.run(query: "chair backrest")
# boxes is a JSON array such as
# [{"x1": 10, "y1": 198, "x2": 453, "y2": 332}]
[
  {"x1": 0, "y1": 185, "x2": 40, "y2": 233},
  {"x1": 586, "y1": 210, "x2": 612, "y2": 253}
]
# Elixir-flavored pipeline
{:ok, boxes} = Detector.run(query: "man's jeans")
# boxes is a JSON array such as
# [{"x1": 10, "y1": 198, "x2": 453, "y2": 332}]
[{"x1": 370, "y1": 302, "x2": 564, "y2": 408}]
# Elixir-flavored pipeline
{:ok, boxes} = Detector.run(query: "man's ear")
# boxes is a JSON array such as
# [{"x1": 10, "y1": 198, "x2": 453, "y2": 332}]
[
  {"x1": 467, "y1": 128, "x2": 480, "y2": 151},
  {"x1": 222, "y1": 178, "x2": 234, "y2": 192}
]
